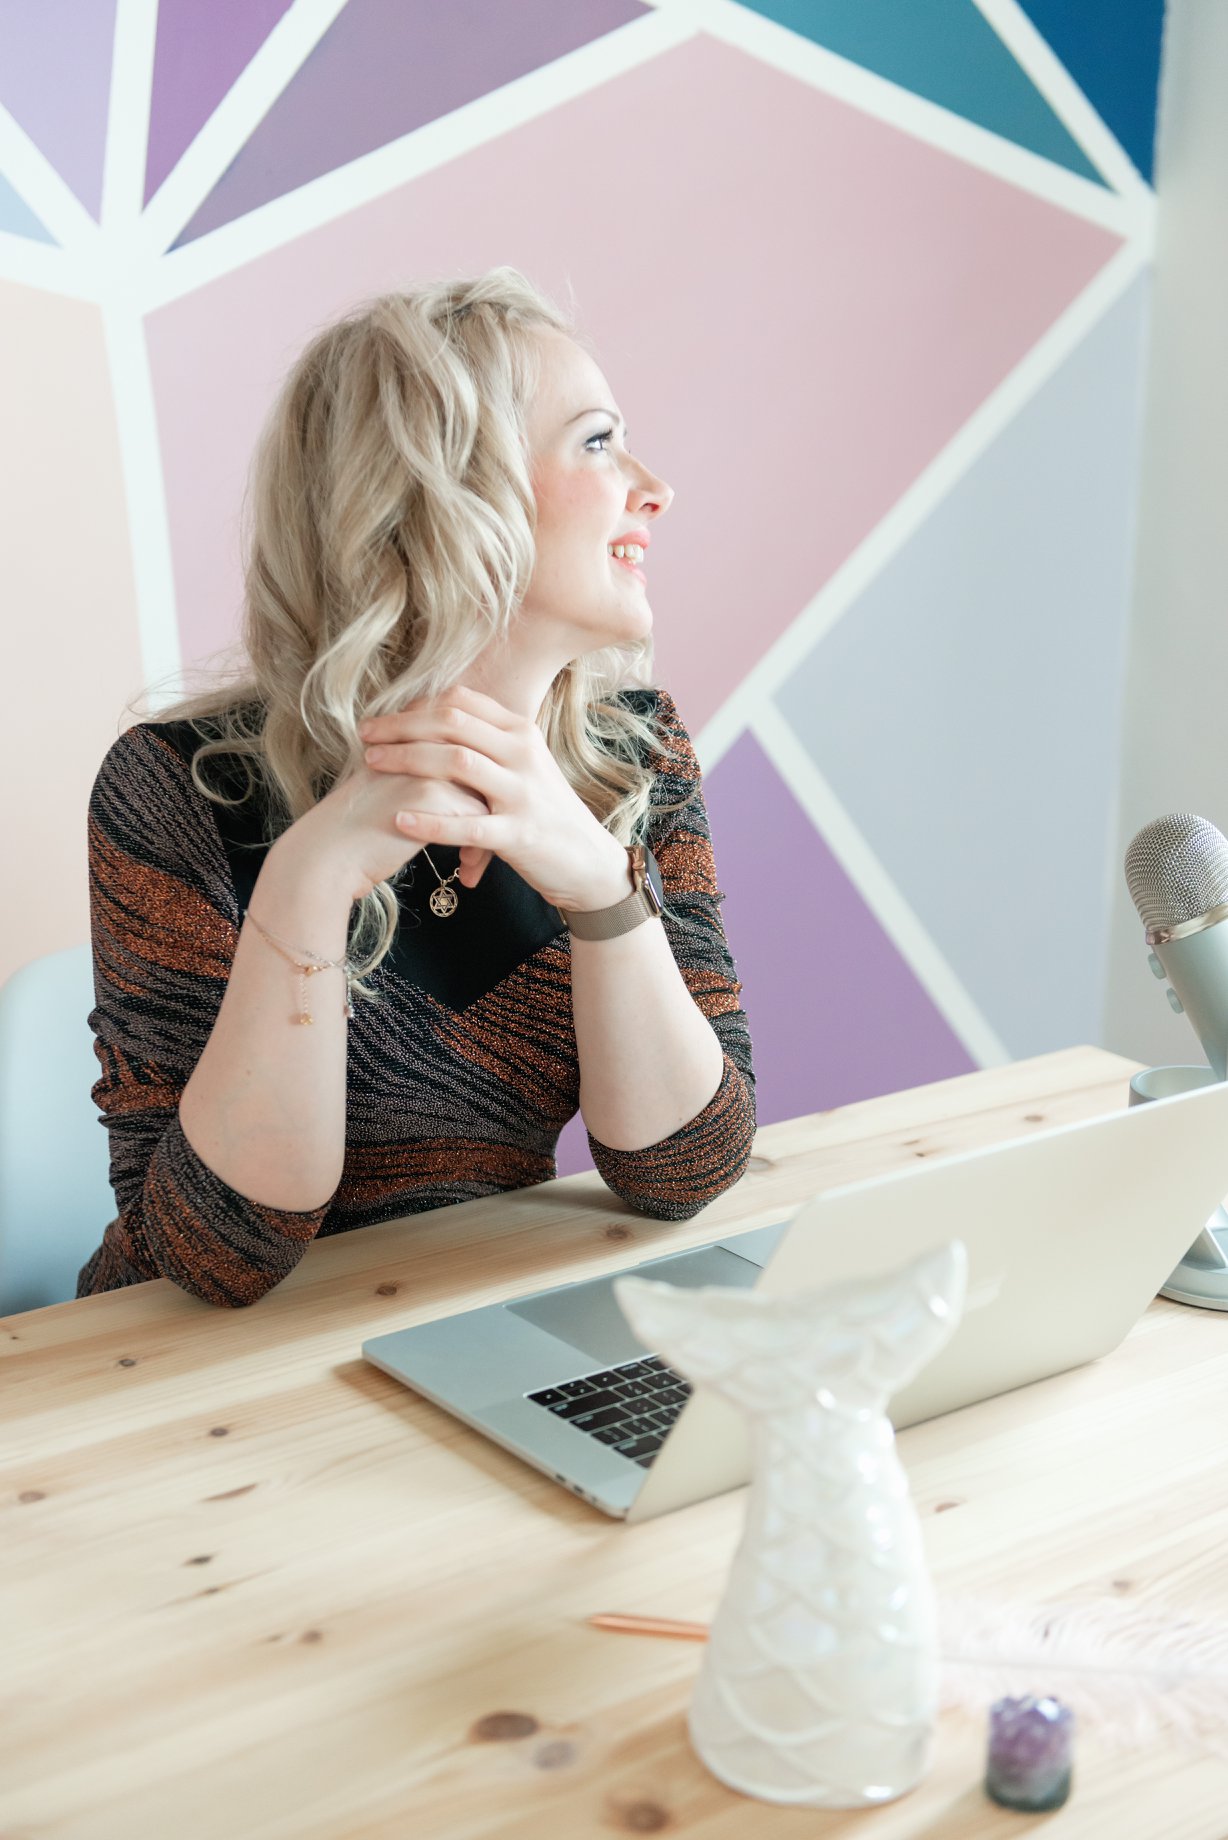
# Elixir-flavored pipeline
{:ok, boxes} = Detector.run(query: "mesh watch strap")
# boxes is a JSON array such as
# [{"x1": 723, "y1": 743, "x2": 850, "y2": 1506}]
[{"x1": 559, "y1": 844, "x2": 663, "y2": 940}]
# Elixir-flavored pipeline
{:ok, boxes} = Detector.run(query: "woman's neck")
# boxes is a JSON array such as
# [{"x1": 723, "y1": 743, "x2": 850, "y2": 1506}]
[{"x1": 457, "y1": 635, "x2": 569, "y2": 723}]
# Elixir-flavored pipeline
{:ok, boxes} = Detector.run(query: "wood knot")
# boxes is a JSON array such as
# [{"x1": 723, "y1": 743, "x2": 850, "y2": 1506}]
[
  {"x1": 18, "y1": 1489, "x2": 45, "y2": 1504},
  {"x1": 185, "y1": 1554, "x2": 214, "y2": 1566},
  {"x1": 375, "y1": 1282, "x2": 399, "y2": 1297},
  {"x1": 1111, "y1": 1578, "x2": 1135, "y2": 1593},
  {"x1": 1024, "y1": 1114, "x2": 1045, "y2": 1124},
  {"x1": 534, "y1": 1738, "x2": 576, "y2": 1770},
  {"x1": 470, "y1": 1711, "x2": 539, "y2": 1742},
  {"x1": 208, "y1": 1426, "x2": 230, "y2": 1437},
  {"x1": 608, "y1": 1800, "x2": 670, "y2": 1833},
  {"x1": 604, "y1": 1224, "x2": 631, "y2": 1242},
  {"x1": 117, "y1": 1356, "x2": 138, "y2": 1367},
  {"x1": 934, "y1": 1499, "x2": 965, "y2": 1514},
  {"x1": 299, "y1": 1629, "x2": 324, "y2": 1643}
]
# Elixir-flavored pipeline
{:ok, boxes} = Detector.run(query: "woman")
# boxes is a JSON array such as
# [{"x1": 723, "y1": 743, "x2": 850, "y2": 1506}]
[{"x1": 78, "y1": 267, "x2": 756, "y2": 1307}]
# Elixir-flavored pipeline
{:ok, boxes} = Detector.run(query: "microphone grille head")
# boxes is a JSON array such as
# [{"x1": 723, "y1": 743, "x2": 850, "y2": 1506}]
[{"x1": 1124, "y1": 813, "x2": 1228, "y2": 933}]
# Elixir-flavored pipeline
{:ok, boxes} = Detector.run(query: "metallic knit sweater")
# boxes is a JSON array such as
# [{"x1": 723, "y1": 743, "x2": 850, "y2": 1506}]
[{"x1": 76, "y1": 687, "x2": 756, "y2": 1307}]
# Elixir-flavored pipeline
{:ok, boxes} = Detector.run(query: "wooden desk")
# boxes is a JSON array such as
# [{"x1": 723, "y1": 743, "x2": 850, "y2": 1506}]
[{"x1": 5, "y1": 1046, "x2": 1228, "y2": 1839}]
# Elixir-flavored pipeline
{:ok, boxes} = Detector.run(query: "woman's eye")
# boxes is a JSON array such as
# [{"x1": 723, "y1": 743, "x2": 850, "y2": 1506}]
[{"x1": 585, "y1": 427, "x2": 616, "y2": 452}]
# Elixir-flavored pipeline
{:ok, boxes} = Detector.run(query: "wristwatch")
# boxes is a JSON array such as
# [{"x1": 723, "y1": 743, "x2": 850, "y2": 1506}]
[{"x1": 559, "y1": 844, "x2": 664, "y2": 940}]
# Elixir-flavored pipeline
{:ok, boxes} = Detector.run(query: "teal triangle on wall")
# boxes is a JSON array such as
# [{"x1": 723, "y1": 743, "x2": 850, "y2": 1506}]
[{"x1": 734, "y1": 0, "x2": 1107, "y2": 187}]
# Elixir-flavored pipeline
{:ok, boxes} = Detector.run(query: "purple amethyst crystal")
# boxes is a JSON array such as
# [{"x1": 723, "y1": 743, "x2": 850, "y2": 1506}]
[{"x1": 985, "y1": 1695, "x2": 1074, "y2": 1811}]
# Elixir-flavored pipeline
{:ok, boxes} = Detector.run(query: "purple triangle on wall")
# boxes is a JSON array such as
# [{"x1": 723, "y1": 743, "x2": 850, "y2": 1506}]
[
  {"x1": 556, "y1": 729, "x2": 975, "y2": 1181},
  {"x1": 145, "y1": 0, "x2": 296, "y2": 203},
  {"x1": 0, "y1": 1, "x2": 116, "y2": 219},
  {"x1": 702, "y1": 732, "x2": 974, "y2": 1127},
  {"x1": 174, "y1": 0, "x2": 650, "y2": 246}
]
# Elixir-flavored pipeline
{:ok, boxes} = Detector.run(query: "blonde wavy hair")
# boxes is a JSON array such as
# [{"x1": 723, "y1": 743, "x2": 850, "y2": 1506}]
[{"x1": 141, "y1": 267, "x2": 675, "y2": 1001}]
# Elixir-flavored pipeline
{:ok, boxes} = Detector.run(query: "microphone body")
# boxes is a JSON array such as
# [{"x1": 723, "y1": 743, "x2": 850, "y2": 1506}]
[
  {"x1": 1124, "y1": 812, "x2": 1228, "y2": 1309},
  {"x1": 1149, "y1": 922, "x2": 1228, "y2": 1080}
]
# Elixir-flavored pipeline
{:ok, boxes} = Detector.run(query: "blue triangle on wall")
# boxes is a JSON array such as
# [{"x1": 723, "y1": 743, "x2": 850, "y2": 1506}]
[
  {"x1": 0, "y1": 173, "x2": 55, "y2": 244},
  {"x1": 1015, "y1": 0, "x2": 1164, "y2": 183}
]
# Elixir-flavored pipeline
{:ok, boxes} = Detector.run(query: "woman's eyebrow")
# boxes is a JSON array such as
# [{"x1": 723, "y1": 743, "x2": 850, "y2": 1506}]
[{"x1": 565, "y1": 407, "x2": 627, "y2": 432}]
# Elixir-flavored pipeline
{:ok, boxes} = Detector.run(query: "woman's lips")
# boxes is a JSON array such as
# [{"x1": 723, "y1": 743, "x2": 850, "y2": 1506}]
[{"x1": 609, "y1": 554, "x2": 647, "y2": 584}]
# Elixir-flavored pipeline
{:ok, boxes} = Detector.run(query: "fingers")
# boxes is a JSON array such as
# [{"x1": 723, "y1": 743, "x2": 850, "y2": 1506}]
[
  {"x1": 458, "y1": 845, "x2": 492, "y2": 888},
  {"x1": 396, "y1": 810, "x2": 510, "y2": 852},
  {"x1": 446, "y1": 684, "x2": 523, "y2": 730},
  {"x1": 365, "y1": 738, "x2": 514, "y2": 803},
  {"x1": 360, "y1": 694, "x2": 521, "y2": 762}
]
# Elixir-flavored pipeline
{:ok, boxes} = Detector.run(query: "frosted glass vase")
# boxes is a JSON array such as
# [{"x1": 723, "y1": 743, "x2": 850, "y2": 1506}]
[{"x1": 615, "y1": 1238, "x2": 967, "y2": 1808}]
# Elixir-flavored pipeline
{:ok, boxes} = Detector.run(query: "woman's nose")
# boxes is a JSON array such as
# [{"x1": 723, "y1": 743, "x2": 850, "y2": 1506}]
[{"x1": 630, "y1": 470, "x2": 674, "y2": 519}]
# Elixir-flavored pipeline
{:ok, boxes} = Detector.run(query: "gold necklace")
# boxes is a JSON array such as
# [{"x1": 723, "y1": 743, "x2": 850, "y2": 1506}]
[{"x1": 421, "y1": 846, "x2": 461, "y2": 918}]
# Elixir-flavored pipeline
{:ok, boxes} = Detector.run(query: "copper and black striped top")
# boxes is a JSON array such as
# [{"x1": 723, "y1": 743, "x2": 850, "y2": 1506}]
[{"x1": 76, "y1": 687, "x2": 756, "y2": 1307}]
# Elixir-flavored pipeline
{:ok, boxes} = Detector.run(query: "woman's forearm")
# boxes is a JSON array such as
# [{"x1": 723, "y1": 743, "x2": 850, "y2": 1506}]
[
  {"x1": 571, "y1": 916, "x2": 726, "y2": 1150},
  {"x1": 178, "y1": 832, "x2": 358, "y2": 1212}
]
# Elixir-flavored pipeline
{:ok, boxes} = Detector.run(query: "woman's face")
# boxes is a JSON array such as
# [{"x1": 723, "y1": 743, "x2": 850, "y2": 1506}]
[{"x1": 521, "y1": 331, "x2": 673, "y2": 650}]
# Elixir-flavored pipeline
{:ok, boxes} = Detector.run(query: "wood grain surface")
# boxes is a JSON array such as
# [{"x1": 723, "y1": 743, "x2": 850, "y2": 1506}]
[{"x1": 6, "y1": 1045, "x2": 1228, "y2": 1840}]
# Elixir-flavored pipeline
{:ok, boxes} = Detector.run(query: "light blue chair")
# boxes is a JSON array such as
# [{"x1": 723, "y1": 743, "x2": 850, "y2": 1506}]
[{"x1": 0, "y1": 944, "x2": 115, "y2": 1315}]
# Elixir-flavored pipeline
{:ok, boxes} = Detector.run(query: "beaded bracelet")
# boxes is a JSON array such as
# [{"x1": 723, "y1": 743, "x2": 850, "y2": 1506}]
[{"x1": 242, "y1": 907, "x2": 357, "y2": 1023}]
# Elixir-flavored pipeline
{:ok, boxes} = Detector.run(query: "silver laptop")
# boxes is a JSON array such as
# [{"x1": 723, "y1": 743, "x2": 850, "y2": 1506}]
[{"x1": 363, "y1": 1078, "x2": 1228, "y2": 1522}]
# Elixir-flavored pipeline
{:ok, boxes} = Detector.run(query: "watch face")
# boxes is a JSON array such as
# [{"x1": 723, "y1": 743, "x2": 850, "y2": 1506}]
[{"x1": 644, "y1": 845, "x2": 665, "y2": 905}]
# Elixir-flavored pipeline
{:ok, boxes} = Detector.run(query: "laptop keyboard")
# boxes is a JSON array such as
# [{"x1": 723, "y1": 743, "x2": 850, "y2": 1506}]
[{"x1": 527, "y1": 1356, "x2": 692, "y2": 1467}]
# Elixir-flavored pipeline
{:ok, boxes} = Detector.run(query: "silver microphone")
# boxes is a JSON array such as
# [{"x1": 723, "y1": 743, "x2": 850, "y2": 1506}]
[
  {"x1": 1124, "y1": 812, "x2": 1228, "y2": 1311},
  {"x1": 1125, "y1": 813, "x2": 1228, "y2": 1079}
]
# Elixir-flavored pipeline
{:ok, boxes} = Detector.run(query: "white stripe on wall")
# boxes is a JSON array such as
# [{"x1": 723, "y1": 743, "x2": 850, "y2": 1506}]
[
  {"x1": 698, "y1": 236, "x2": 1151, "y2": 774},
  {"x1": 749, "y1": 705, "x2": 1012, "y2": 1067}
]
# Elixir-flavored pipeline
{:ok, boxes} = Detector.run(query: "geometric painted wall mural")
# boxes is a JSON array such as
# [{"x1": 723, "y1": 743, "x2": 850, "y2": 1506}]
[
  {"x1": 0, "y1": 1, "x2": 1165, "y2": 1179},
  {"x1": 0, "y1": 1, "x2": 117, "y2": 218},
  {"x1": 733, "y1": 0, "x2": 1108, "y2": 183},
  {"x1": 703, "y1": 732, "x2": 977, "y2": 1126},
  {"x1": 776, "y1": 274, "x2": 1151, "y2": 1064}
]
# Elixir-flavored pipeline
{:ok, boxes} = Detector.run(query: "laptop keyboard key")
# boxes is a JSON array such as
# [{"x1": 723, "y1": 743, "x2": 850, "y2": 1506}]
[
  {"x1": 552, "y1": 1389, "x2": 620, "y2": 1420},
  {"x1": 615, "y1": 1434, "x2": 663, "y2": 1462},
  {"x1": 571, "y1": 1405, "x2": 624, "y2": 1433},
  {"x1": 525, "y1": 1359, "x2": 687, "y2": 1472}
]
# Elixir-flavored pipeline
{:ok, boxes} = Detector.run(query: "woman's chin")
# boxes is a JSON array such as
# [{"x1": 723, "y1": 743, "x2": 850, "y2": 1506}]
[
  {"x1": 609, "y1": 596, "x2": 653, "y2": 644},
  {"x1": 553, "y1": 594, "x2": 653, "y2": 654}
]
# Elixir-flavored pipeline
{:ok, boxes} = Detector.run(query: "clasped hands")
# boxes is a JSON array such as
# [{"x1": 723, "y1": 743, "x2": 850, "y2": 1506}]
[{"x1": 359, "y1": 685, "x2": 632, "y2": 914}]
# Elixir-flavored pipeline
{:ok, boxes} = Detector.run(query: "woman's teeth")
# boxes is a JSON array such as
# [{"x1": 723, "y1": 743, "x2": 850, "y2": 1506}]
[{"x1": 608, "y1": 543, "x2": 644, "y2": 563}]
